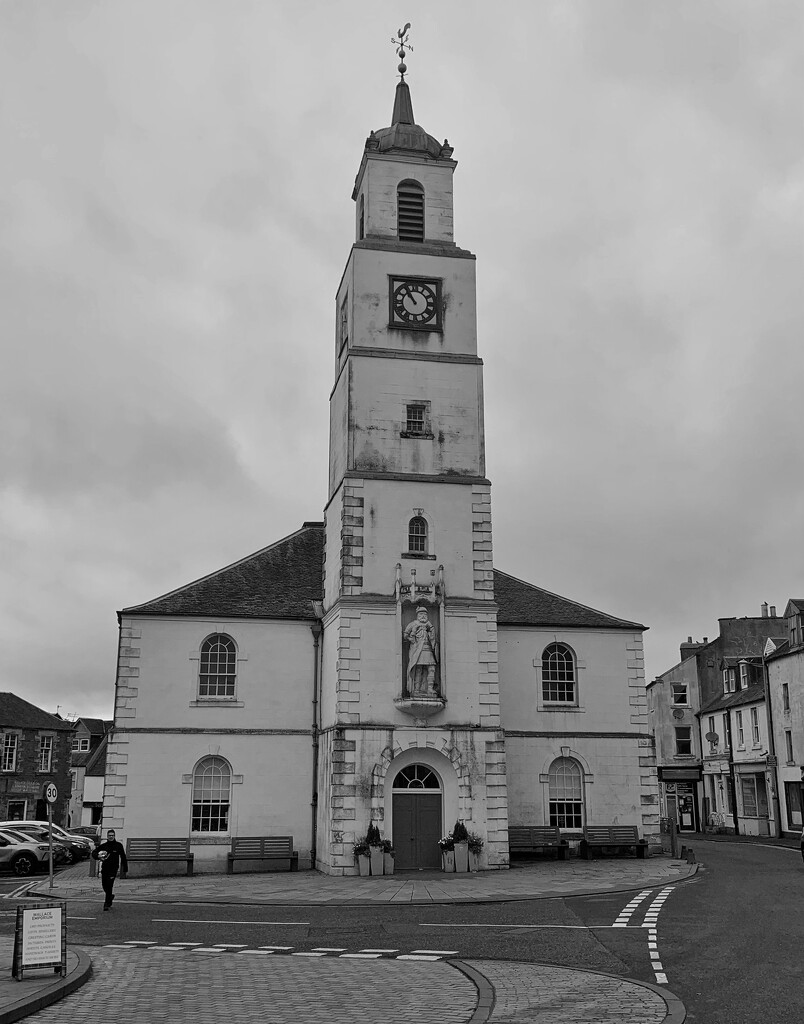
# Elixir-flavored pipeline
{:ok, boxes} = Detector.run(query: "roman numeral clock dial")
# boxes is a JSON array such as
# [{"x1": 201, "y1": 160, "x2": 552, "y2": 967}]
[{"x1": 389, "y1": 277, "x2": 441, "y2": 330}]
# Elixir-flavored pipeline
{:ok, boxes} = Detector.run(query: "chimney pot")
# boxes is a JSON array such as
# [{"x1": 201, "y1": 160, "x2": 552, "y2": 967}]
[
  {"x1": 703, "y1": 637, "x2": 708, "y2": 643},
  {"x1": 761, "y1": 602, "x2": 769, "y2": 617},
  {"x1": 687, "y1": 636, "x2": 693, "y2": 644},
  {"x1": 770, "y1": 606, "x2": 776, "y2": 617}
]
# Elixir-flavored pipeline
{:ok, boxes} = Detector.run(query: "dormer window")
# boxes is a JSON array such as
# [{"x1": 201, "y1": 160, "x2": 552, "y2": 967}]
[{"x1": 397, "y1": 180, "x2": 424, "y2": 242}]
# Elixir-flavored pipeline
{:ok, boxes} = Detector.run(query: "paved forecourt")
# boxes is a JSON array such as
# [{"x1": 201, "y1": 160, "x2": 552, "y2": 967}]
[
  {"x1": 16, "y1": 946, "x2": 679, "y2": 1024},
  {"x1": 27, "y1": 855, "x2": 696, "y2": 905}
]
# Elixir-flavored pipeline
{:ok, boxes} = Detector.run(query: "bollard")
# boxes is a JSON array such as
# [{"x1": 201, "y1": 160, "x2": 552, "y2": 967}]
[
  {"x1": 680, "y1": 845, "x2": 687, "y2": 860},
  {"x1": 685, "y1": 848, "x2": 696, "y2": 864}
]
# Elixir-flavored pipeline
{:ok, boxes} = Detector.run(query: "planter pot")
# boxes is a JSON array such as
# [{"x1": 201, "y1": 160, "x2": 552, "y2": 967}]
[
  {"x1": 369, "y1": 847, "x2": 384, "y2": 876},
  {"x1": 442, "y1": 850, "x2": 455, "y2": 872},
  {"x1": 469, "y1": 850, "x2": 480, "y2": 872},
  {"x1": 383, "y1": 852, "x2": 395, "y2": 875},
  {"x1": 357, "y1": 854, "x2": 370, "y2": 877},
  {"x1": 454, "y1": 841, "x2": 469, "y2": 873}
]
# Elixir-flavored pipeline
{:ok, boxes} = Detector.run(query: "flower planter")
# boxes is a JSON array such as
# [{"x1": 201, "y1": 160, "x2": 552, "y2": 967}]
[
  {"x1": 369, "y1": 847, "x2": 384, "y2": 876},
  {"x1": 469, "y1": 850, "x2": 480, "y2": 872},
  {"x1": 454, "y1": 841, "x2": 469, "y2": 873},
  {"x1": 383, "y1": 852, "x2": 395, "y2": 875},
  {"x1": 442, "y1": 850, "x2": 455, "y2": 872},
  {"x1": 357, "y1": 854, "x2": 370, "y2": 877}
]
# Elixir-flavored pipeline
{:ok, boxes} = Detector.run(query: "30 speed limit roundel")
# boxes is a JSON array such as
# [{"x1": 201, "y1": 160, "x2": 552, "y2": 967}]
[{"x1": 44, "y1": 782, "x2": 58, "y2": 804}]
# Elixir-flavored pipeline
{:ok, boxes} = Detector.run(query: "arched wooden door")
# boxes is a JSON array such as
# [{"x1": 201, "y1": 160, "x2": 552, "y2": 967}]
[{"x1": 392, "y1": 764, "x2": 443, "y2": 870}]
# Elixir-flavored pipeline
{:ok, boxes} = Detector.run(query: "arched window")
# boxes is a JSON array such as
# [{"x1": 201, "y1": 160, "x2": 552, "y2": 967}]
[
  {"x1": 199, "y1": 634, "x2": 237, "y2": 698},
  {"x1": 397, "y1": 180, "x2": 424, "y2": 242},
  {"x1": 191, "y1": 756, "x2": 231, "y2": 832},
  {"x1": 548, "y1": 757, "x2": 583, "y2": 829},
  {"x1": 542, "y1": 643, "x2": 576, "y2": 704},
  {"x1": 408, "y1": 516, "x2": 428, "y2": 554},
  {"x1": 392, "y1": 764, "x2": 441, "y2": 790}
]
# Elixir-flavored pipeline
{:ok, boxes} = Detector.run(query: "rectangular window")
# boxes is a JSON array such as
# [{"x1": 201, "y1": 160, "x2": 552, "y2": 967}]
[
  {"x1": 722, "y1": 669, "x2": 729, "y2": 694},
  {"x1": 675, "y1": 726, "x2": 692, "y2": 756},
  {"x1": 549, "y1": 801, "x2": 583, "y2": 829},
  {"x1": 71, "y1": 737, "x2": 90, "y2": 752},
  {"x1": 750, "y1": 707, "x2": 760, "y2": 745},
  {"x1": 784, "y1": 781, "x2": 803, "y2": 828},
  {"x1": 723, "y1": 714, "x2": 730, "y2": 749},
  {"x1": 707, "y1": 716, "x2": 717, "y2": 749},
  {"x1": 1, "y1": 734, "x2": 18, "y2": 772},
  {"x1": 671, "y1": 683, "x2": 688, "y2": 706},
  {"x1": 740, "y1": 663, "x2": 749, "y2": 689},
  {"x1": 38, "y1": 736, "x2": 53, "y2": 772},
  {"x1": 782, "y1": 683, "x2": 790, "y2": 712},
  {"x1": 736, "y1": 711, "x2": 744, "y2": 747},
  {"x1": 785, "y1": 730, "x2": 794, "y2": 763},
  {"x1": 729, "y1": 669, "x2": 736, "y2": 692}
]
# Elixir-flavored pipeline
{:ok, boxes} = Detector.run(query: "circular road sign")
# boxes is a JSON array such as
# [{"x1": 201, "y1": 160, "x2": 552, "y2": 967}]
[{"x1": 44, "y1": 782, "x2": 58, "y2": 804}]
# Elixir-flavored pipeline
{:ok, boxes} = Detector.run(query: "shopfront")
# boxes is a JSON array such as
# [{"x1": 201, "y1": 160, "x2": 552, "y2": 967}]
[{"x1": 658, "y1": 767, "x2": 702, "y2": 832}]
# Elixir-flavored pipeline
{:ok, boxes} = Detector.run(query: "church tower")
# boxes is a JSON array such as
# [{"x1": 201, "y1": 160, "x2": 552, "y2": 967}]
[{"x1": 318, "y1": 33, "x2": 510, "y2": 872}]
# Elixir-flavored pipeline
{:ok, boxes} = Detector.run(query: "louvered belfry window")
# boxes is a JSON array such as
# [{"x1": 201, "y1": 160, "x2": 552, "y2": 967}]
[{"x1": 397, "y1": 180, "x2": 424, "y2": 242}]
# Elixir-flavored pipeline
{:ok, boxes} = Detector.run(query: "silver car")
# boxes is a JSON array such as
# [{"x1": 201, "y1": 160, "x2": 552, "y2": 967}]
[{"x1": 0, "y1": 828, "x2": 51, "y2": 876}]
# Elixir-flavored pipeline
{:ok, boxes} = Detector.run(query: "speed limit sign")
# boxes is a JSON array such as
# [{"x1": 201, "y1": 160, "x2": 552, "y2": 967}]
[{"x1": 43, "y1": 782, "x2": 58, "y2": 804}]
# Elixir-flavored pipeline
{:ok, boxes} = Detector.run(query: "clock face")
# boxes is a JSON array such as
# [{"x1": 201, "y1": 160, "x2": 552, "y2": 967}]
[{"x1": 391, "y1": 278, "x2": 440, "y2": 328}]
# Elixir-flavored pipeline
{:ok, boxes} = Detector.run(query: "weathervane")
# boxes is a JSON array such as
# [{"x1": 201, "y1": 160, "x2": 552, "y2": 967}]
[{"x1": 391, "y1": 23, "x2": 412, "y2": 80}]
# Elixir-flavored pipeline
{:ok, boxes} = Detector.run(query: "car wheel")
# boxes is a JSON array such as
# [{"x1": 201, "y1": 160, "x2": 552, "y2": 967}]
[{"x1": 12, "y1": 854, "x2": 36, "y2": 876}]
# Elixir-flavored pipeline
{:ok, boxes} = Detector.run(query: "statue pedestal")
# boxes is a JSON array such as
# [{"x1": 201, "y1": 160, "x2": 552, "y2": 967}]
[{"x1": 393, "y1": 697, "x2": 446, "y2": 719}]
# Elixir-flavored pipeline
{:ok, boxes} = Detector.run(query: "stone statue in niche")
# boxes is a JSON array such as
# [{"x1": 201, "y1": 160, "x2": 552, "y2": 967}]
[{"x1": 403, "y1": 605, "x2": 439, "y2": 696}]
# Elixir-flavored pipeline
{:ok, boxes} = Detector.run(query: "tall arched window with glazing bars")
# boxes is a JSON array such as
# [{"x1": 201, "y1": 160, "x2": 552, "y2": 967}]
[
  {"x1": 408, "y1": 516, "x2": 428, "y2": 554},
  {"x1": 541, "y1": 643, "x2": 576, "y2": 704},
  {"x1": 199, "y1": 634, "x2": 237, "y2": 698},
  {"x1": 191, "y1": 756, "x2": 231, "y2": 833},
  {"x1": 548, "y1": 757, "x2": 583, "y2": 829}
]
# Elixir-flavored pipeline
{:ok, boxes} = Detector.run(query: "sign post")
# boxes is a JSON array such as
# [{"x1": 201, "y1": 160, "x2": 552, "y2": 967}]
[
  {"x1": 43, "y1": 782, "x2": 57, "y2": 890},
  {"x1": 12, "y1": 902, "x2": 67, "y2": 980}
]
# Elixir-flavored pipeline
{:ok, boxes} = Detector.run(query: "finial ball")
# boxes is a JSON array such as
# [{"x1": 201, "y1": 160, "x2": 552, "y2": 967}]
[{"x1": 398, "y1": 61, "x2": 407, "y2": 75}]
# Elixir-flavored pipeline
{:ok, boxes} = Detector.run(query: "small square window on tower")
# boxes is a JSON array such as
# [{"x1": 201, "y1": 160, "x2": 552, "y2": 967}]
[{"x1": 401, "y1": 402, "x2": 433, "y2": 438}]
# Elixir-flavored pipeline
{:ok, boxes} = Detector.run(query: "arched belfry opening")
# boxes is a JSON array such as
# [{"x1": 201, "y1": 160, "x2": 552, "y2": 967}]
[{"x1": 397, "y1": 179, "x2": 424, "y2": 242}]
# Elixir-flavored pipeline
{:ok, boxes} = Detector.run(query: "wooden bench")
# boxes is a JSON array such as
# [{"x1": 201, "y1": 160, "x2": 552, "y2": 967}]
[
  {"x1": 227, "y1": 836, "x2": 297, "y2": 874},
  {"x1": 580, "y1": 825, "x2": 648, "y2": 860},
  {"x1": 508, "y1": 826, "x2": 569, "y2": 860},
  {"x1": 126, "y1": 838, "x2": 194, "y2": 876}
]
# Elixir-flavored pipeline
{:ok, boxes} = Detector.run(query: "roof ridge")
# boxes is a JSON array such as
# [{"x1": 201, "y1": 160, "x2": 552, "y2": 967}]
[{"x1": 121, "y1": 523, "x2": 323, "y2": 614}]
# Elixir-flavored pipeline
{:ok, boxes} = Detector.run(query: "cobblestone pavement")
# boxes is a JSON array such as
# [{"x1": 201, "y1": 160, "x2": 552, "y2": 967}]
[
  {"x1": 28, "y1": 856, "x2": 696, "y2": 905},
  {"x1": 21, "y1": 946, "x2": 477, "y2": 1023},
  {"x1": 465, "y1": 960, "x2": 670, "y2": 1024},
  {"x1": 17, "y1": 946, "x2": 678, "y2": 1024}
]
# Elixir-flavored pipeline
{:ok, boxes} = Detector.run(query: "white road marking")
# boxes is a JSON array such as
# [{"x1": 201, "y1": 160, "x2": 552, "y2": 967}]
[
  {"x1": 410, "y1": 949, "x2": 458, "y2": 955},
  {"x1": 212, "y1": 943, "x2": 248, "y2": 948},
  {"x1": 397, "y1": 954, "x2": 442, "y2": 961},
  {"x1": 259, "y1": 945, "x2": 294, "y2": 950},
  {"x1": 641, "y1": 887, "x2": 675, "y2": 985},
  {"x1": 359, "y1": 948, "x2": 399, "y2": 953},
  {"x1": 191, "y1": 947, "x2": 226, "y2": 954},
  {"x1": 152, "y1": 918, "x2": 308, "y2": 925},
  {"x1": 313, "y1": 947, "x2": 348, "y2": 952},
  {"x1": 340, "y1": 953, "x2": 382, "y2": 959},
  {"x1": 292, "y1": 952, "x2": 326, "y2": 957}
]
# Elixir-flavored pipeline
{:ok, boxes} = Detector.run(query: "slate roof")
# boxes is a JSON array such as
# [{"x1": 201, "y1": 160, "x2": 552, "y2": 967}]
[
  {"x1": 85, "y1": 735, "x2": 108, "y2": 777},
  {"x1": 122, "y1": 523, "x2": 326, "y2": 620},
  {"x1": 700, "y1": 683, "x2": 767, "y2": 715},
  {"x1": 493, "y1": 571, "x2": 645, "y2": 631},
  {"x1": 76, "y1": 717, "x2": 108, "y2": 737},
  {"x1": 70, "y1": 752, "x2": 92, "y2": 769},
  {"x1": 121, "y1": 524, "x2": 645, "y2": 632},
  {"x1": 0, "y1": 693, "x2": 73, "y2": 731}
]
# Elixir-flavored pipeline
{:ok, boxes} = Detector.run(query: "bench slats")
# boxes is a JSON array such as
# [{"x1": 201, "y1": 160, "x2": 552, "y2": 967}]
[
  {"x1": 227, "y1": 836, "x2": 297, "y2": 873},
  {"x1": 125, "y1": 838, "x2": 194, "y2": 876},
  {"x1": 581, "y1": 825, "x2": 648, "y2": 860},
  {"x1": 508, "y1": 826, "x2": 569, "y2": 860}
]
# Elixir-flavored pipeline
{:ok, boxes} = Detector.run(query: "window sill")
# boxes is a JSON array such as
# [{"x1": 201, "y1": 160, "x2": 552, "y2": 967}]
[
  {"x1": 400, "y1": 431, "x2": 434, "y2": 440},
  {"x1": 541, "y1": 703, "x2": 585, "y2": 713},
  {"x1": 401, "y1": 552, "x2": 436, "y2": 560},
  {"x1": 190, "y1": 700, "x2": 244, "y2": 708}
]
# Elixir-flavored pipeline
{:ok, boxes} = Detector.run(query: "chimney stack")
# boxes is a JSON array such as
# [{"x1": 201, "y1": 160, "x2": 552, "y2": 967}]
[
  {"x1": 761, "y1": 603, "x2": 769, "y2": 618},
  {"x1": 770, "y1": 605, "x2": 776, "y2": 617}
]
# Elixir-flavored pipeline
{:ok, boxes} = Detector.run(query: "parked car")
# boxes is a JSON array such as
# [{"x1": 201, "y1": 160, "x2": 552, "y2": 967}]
[
  {"x1": 0, "y1": 821, "x2": 92, "y2": 863},
  {"x1": 0, "y1": 828, "x2": 53, "y2": 876},
  {"x1": 69, "y1": 824, "x2": 102, "y2": 848},
  {"x1": 3, "y1": 828, "x2": 71, "y2": 866}
]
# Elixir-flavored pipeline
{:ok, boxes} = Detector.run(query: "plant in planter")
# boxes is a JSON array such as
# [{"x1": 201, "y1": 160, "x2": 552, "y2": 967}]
[
  {"x1": 452, "y1": 820, "x2": 470, "y2": 872},
  {"x1": 437, "y1": 832, "x2": 455, "y2": 872},
  {"x1": 381, "y1": 838, "x2": 395, "y2": 875},
  {"x1": 467, "y1": 831, "x2": 484, "y2": 871},
  {"x1": 353, "y1": 838, "x2": 371, "y2": 877},
  {"x1": 366, "y1": 823, "x2": 384, "y2": 876}
]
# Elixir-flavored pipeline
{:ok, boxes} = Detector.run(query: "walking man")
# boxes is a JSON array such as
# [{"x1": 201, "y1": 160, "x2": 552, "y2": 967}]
[{"x1": 92, "y1": 829, "x2": 128, "y2": 911}]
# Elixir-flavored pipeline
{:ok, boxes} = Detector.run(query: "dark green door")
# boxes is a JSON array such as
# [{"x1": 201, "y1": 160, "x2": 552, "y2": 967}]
[{"x1": 393, "y1": 793, "x2": 442, "y2": 869}]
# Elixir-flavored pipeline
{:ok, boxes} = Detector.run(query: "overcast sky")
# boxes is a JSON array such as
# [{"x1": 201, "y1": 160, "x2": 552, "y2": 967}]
[{"x1": 2, "y1": 0, "x2": 802, "y2": 720}]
